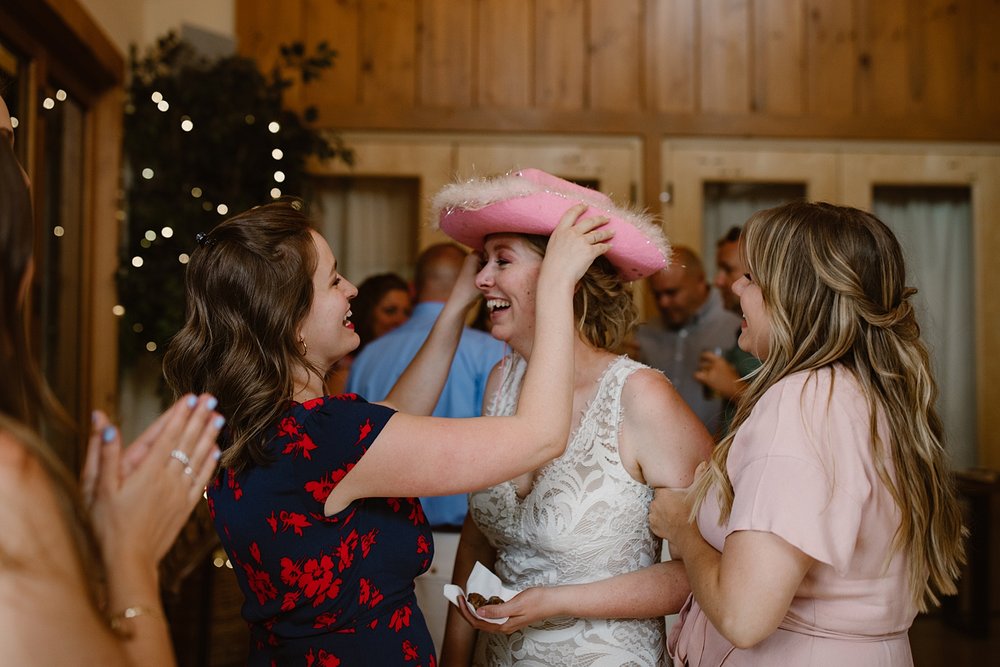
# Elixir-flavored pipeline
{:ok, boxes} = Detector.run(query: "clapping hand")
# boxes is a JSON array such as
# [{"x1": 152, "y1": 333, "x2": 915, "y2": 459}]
[{"x1": 83, "y1": 395, "x2": 223, "y2": 565}]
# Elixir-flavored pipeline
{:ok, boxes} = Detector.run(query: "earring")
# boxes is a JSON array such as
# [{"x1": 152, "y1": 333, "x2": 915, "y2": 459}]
[{"x1": 298, "y1": 335, "x2": 308, "y2": 355}]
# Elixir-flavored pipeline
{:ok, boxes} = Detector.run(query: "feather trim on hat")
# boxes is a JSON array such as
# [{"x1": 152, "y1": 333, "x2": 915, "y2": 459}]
[{"x1": 431, "y1": 170, "x2": 671, "y2": 265}]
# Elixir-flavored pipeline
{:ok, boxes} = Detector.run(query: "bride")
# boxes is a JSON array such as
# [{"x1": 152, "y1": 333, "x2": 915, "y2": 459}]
[{"x1": 437, "y1": 169, "x2": 712, "y2": 666}]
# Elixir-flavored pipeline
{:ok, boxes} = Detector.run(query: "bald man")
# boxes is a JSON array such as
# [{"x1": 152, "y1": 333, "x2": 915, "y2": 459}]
[
  {"x1": 635, "y1": 245, "x2": 741, "y2": 436},
  {"x1": 346, "y1": 243, "x2": 504, "y2": 653}
]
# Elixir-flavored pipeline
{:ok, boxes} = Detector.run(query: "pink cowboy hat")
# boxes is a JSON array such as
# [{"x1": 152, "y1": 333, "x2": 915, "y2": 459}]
[{"x1": 432, "y1": 168, "x2": 670, "y2": 281}]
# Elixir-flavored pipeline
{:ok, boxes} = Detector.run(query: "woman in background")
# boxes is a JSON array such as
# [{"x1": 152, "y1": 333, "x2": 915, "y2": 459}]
[
  {"x1": 651, "y1": 201, "x2": 965, "y2": 665},
  {"x1": 327, "y1": 272, "x2": 411, "y2": 394},
  {"x1": 0, "y1": 92, "x2": 223, "y2": 666}
]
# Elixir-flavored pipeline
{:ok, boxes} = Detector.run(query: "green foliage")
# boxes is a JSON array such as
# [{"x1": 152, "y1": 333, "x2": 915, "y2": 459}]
[{"x1": 117, "y1": 33, "x2": 351, "y2": 366}]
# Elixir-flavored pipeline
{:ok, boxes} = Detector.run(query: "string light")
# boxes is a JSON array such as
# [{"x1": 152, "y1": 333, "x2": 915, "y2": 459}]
[
  {"x1": 42, "y1": 97, "x2": 55, "y2": 110},
  {"x1": 55, "y1": 89, "x2": 68, "y2": 102},
  {"x1": 53, "y1": 226, "x2": 65, "y2": 237},
  {"x1": 10, "y1": 117, "x2": 17, "y2": 128},
  {"x1": 121, "y1": 40, "x2": 343, "y2": 363}
]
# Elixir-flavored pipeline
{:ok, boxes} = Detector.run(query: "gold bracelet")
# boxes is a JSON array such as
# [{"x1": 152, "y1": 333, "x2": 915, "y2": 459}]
[{"x1": 109, "y1": 604, "x2": 163, "y2": 637}]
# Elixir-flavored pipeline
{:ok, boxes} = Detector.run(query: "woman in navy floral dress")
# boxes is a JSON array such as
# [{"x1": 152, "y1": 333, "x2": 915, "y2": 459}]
[
  {"x1": 209, "y1": 395, "x2": 433, "y2": 665},
  {"x1": 164, "y1": 200, "x2": 614, "y2": 665}
]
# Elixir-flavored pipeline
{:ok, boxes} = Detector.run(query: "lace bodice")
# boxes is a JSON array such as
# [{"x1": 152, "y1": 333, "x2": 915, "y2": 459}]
[{"x1": 469, "y1": 354, "x2": 666, "y2": 666}]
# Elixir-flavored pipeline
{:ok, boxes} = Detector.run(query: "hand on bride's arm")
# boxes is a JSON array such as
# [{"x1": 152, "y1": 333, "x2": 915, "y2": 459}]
[{"x1": 648, "y1": 462, "x2": 706, "y2": 559}]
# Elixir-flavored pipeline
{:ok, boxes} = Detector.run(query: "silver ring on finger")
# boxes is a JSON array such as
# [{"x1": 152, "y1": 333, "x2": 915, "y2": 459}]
[
  {"x1": 169, "y1": 449, "x2": 191, "y2": 467},
  {"x1": 183, "y1": 465, "x2": 195, "y2": 480}
]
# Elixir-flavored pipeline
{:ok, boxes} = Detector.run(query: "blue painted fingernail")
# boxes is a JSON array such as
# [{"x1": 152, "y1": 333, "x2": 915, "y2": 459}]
[
  {"x1": 186, "y1": 395, "x2": 198, "y2": 408},
  {"x1": 213, "y1": 449, "x2": 222, "y2": 461},
  {"x1": 102, "y1": 426, "x2": 117, "y2": 443},
  {"x1": 205, "y1": 396, "x2": 218, "y2": 411},
  {"x1": 212, "y1": 415, "x2": 226, "y2": 429}
]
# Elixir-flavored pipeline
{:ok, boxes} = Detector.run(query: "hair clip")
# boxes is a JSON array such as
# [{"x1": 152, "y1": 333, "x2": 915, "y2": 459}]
[{"x1": 195, "y1": 232, "x2": 217, "y2": 248}]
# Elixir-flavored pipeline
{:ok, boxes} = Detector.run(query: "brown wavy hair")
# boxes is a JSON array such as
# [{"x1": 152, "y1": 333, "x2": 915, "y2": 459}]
[
  {"x1": 520, "y1": 234, "x2": 638, "y2": 352},
  {"x1": 691, "y1": 201, "x2": 965, "y2": 611},
  {"x1": 163, "y1": 201, "x2": 322, "y2": 474}
]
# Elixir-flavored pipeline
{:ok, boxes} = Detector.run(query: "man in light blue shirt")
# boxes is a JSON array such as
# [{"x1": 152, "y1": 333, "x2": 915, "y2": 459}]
[
  {"x1": 346, "y1": 243, "x2": 505, "y2": 652},
  {"x1": 347, "y1": 245, "x2": 505, "y2": 521}
]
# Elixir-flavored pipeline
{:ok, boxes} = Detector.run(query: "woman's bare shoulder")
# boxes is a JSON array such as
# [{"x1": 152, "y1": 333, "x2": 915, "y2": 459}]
[{"x1": 0, "y1": 424, "x2": 77, "y2": 567}]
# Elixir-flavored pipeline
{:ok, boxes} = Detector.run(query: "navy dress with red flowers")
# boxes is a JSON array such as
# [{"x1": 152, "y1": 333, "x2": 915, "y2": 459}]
[{"x1": 207, "y1": 394, "x2": 436, "y2": 666}]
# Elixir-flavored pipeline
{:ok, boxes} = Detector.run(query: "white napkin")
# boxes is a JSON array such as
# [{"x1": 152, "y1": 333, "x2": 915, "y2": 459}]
[{"x1": 442, "y1": 561, "x2": 519, "y2": 625}]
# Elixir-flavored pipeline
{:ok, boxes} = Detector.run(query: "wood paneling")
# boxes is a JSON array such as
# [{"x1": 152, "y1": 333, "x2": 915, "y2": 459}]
[
  {"x1": 589, "y1": 0, "x2": 643, "y2": 111},
  {"x1": 302, "y1": 0, "x2": 360, "y2": 111},
  {"x1": 419, "y1": 0, "x2": 474, "y2": 107},
  {"x1": 700, "y1": 0, "x2": 751, "y2": 114},
  {"x1": 973, "y1": 0, "x2": 1000, "y2": 117},
  {"x1": 534, "y1": 0, "x2": 586, "y2": 109},
  {"x1": 475, "y1": 0, "x2": 533, "y2": 107},
  {"x1": 858, "y1": 0, "x2": 912, "y2": 117},
  {"x1": 754, "y1": 0, "x2": 805, "y2": 115},
  {"x1": 359, "y1": 0, "x2": 417, "y2": 105},
  {"x1": 235, "y1": 0, "x2": 1000, "y2": 140},
  {"x1": 805, "y1": 0, "x2": 856, "y2": 117},
  {"x1": 236, "y1": 0, "x2": 305, "y2": 106},
  {"x1": 920, "y1": 0, "x2": 973, "y2": 119},
  {"x1": 646, "y1": 0, "x2": 697, "y2": 113}
]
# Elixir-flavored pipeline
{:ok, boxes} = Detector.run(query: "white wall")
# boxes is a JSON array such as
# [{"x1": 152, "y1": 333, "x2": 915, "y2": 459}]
[{"x1": 78, "y1": 0, "x2": 234, "y2": 55}]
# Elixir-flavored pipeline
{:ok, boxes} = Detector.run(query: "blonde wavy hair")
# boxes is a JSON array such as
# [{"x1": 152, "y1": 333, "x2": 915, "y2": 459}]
[{"x1": 691, "y1": 201, "x2": 964, "y2": 611}]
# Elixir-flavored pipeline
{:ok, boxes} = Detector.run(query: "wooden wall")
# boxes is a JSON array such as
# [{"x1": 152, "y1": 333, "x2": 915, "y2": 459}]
[
  {"x1": 238, "y1": 0, "x2": 999, "y2": 134},
  {"x1": 236, "y1": 0, "x2": 1000, "y2": 209}
]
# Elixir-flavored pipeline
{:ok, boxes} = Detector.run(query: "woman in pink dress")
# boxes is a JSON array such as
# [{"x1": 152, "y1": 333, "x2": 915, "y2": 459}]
[{"x1": 650, "y1": 201, "x2": 966, "y2": 666}]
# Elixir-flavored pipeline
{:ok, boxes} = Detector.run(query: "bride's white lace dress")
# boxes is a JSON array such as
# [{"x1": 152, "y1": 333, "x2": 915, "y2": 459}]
[{"x1": 469, "y1": 354, "x2": 666, "y2": 666}]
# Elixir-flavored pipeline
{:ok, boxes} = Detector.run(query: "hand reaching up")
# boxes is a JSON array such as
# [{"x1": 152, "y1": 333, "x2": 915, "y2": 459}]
[
  {"x1": 446, "y1": 251, "x2": 487, "y2": 314},
  {"x1": 537, "y1": 203, "x2": 614, "y2": 289}
]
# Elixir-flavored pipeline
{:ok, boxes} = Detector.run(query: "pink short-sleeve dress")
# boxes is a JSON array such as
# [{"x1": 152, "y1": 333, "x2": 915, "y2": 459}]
[{"x1": 669, "y1": 366, "x2": 917, "y2": 666}]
